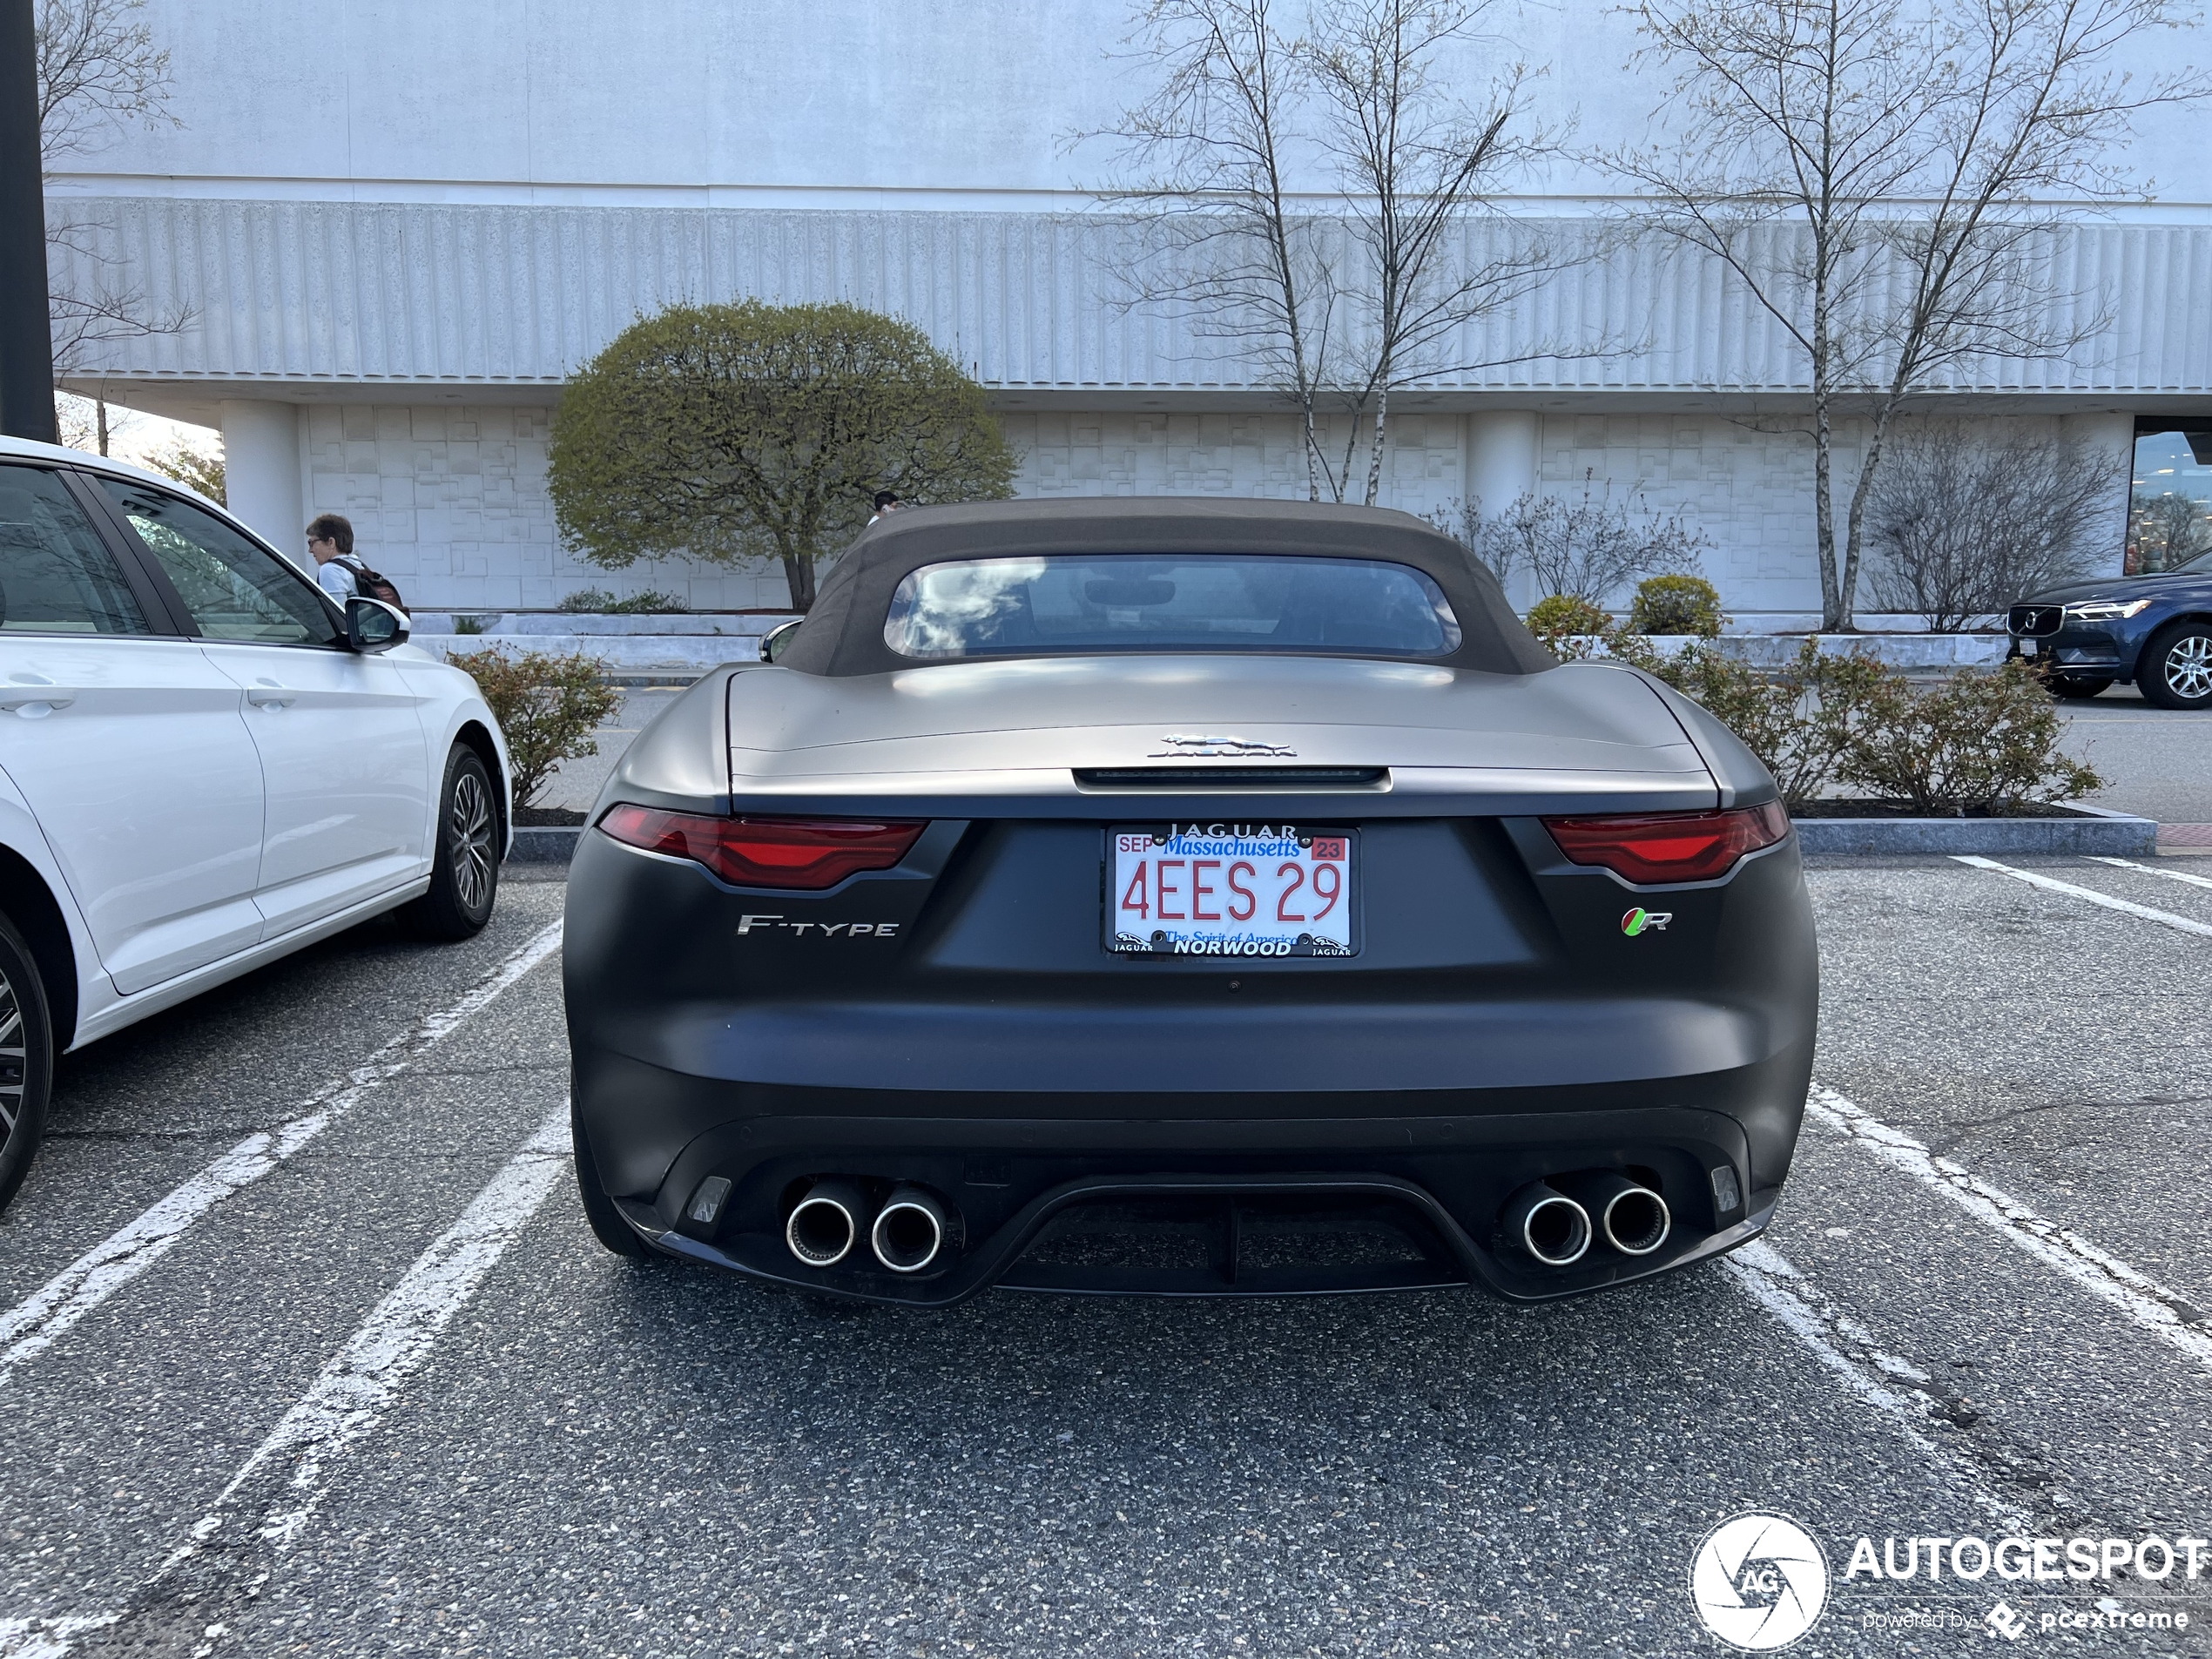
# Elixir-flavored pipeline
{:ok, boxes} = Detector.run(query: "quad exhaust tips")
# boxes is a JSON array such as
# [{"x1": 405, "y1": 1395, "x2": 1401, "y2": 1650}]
[
  {"x1": 786, "y1": 1179, "x2": 868, "y2": 1267},
  {"x1": 1502, "y1": 1171, "x2": 1672, "y2": 1266},
  {"x1": 870, "y1": 1185, "x2": 948, "y2": 1273}
]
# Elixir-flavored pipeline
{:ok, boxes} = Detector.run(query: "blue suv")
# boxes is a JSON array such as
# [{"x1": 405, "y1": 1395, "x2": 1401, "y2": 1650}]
[{"x1": 2008, "y1": 548, "x2": 2212, "y2": 708}]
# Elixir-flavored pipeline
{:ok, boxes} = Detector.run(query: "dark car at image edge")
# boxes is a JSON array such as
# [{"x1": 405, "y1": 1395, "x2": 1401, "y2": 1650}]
[
  {"x1": 2008, "y1": 546, "x2": 2212, "y2": 706},
  {"x1": 562, "y1": 499, "x2": 1819, "y2": 1307}
]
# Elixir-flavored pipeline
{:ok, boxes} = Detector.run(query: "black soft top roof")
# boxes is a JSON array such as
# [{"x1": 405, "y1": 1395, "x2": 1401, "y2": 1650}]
[{"x1": 773, "y1": 496, "x2": 1556, "y2": 678}]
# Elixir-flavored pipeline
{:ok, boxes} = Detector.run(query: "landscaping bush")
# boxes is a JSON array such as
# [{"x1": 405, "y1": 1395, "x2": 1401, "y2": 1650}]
[
  {"x1": 1446, "y1": 473, "x2": 1710, "y2": 604},
  {"x1": 1524, "y1": 594, "x2": 1614, "y2": 659},
  {"x1": 1627, "y1": 574, "x2": 1723, "y2": 637},
  {"x1": 1834, "y1": 658, "x2": 2102, "y2": 814},
  {"x1": 445, "y1": 648, "x2": 622, "y2": 809},
  {"x1": 1620, "y1": 638, "x2": 1891, "y2": 810},
  {"x1": 556, "y1": 589, "x2": 690, "y2": 614},
  {"x1": 1866, "y1": 427, "x2": 2119, "y2": 629}
]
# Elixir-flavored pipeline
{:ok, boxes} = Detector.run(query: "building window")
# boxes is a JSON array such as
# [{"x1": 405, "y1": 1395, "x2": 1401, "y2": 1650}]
[{"x1": 2128, "y1": 421, "x2": 2212, "y2": 574}]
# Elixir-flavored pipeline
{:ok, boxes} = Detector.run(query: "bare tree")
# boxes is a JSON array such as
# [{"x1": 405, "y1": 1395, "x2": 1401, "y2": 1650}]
[
  {"x1": 1865, "y1": 424, "x2": 2121, "y2": 629},
  {"x1": 1613, "y1": 0, "x2": 2207, "y2": 631},
  {"x1": 37, "y1": 0, "x2": 190, "y2": 407},
  {"x1": 1446, "y1": 472, "x2": 1712, "y2": 604},
  {"x1": 1091, "y1": 0, "x2": 1553, "y2": 504},
  {"x1": 1087, "y1": 2, "x2": 1341, "y2": 497}
]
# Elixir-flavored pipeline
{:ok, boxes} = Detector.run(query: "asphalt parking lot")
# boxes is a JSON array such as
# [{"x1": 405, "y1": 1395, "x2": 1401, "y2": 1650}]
[{"x1": 6, "y1": 850, "x2": 2212, "y2": 1656}]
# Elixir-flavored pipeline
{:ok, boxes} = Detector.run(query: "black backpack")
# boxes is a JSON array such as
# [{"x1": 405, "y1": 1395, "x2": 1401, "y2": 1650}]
[{"x1": 338, "y1": 556, "x2": 406, "y2": 612}]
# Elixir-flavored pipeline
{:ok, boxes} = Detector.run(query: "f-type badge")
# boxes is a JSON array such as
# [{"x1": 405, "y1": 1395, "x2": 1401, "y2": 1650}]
[{"x1": 1150, "y1": 733, "x2": 1297, "y2": 759}]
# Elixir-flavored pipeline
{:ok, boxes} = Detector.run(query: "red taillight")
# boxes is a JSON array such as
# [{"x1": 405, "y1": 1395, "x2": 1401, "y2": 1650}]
[
  {"x1": 1541, "y1": 801, "x2": 1790, "y2": 886},
  {"x1": 598, "y1": 806, "x2": 924, "y2": 890}
]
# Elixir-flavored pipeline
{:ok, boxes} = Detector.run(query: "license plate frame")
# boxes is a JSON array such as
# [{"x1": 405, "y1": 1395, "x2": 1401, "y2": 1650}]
[{"x1": 1103, "y1": 823, "x2": 1359, "y2": 959}]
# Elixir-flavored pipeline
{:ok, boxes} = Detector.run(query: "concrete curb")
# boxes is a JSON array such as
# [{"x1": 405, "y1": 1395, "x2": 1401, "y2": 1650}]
[
  {"x1": 509, "y1": 826, "x2": 584, "y2": 862},
  {"x1": 1792, "y1": 805, "x2": 2158, "y2": 857},
  {"x1": 511, "y1": 809, "x2": 2161, "y2": 867}
]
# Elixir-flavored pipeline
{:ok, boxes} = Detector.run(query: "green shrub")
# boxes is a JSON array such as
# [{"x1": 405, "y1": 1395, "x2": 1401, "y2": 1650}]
[
  {"x1": 1835, "y1": 658, "x2": 2102, "y2": 814},
  {"x1": 1525, "y1": 594, "x2": 1614, "y2": 659},
  {"x1": 452, "y1": 614, "x2": 486, "y2": 635},
  {"x1": 1628, "y1": 574, "x2": 1724, "y2": 637},
  {"x1": 445, "y1": 647, "x2": 623, "y2": 808},
  {"x1": 556, "y1": 588, "x2": 690, "y2": 614},
  {"x1": 1620, "y1": 638, "x2": 1888, "y2": 809}
]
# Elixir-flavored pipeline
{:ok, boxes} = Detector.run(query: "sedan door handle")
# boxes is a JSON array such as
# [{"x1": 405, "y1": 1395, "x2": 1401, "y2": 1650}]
[
  {"x1": 0, "y1": 691, "x2": 76, "y2": 712},
  {"x1": 246, "y1": 685, "x2": 296, "y2": 708}
]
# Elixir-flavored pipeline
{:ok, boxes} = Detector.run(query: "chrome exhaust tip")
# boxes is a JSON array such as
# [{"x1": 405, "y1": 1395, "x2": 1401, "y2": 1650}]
[
  {"x1": 1502, "y1": 1180, "x2": 1592, "y2": 1266},
  {"x1": 786, "y1": 1180, "x2": 867, "y2": 1267},
  {"x1": 870, "y1": 1185, "x2": 947, "y2": 1273},
  {"x1": 1561, "y1": 1171, "x2": 1672, "y2": 1258}
]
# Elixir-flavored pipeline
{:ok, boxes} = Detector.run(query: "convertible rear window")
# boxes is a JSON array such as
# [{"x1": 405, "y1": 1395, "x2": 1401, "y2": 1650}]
[{"x1": 883, "y1": 554, "x2": 1462, "y2": 660}]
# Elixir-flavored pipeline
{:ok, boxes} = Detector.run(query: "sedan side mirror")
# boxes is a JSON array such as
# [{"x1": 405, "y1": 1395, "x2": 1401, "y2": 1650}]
[
  {"x1": 760, "y1": 618, "x2": 802, "y2": 663},
  {"x1": 346, "y1": 596, "x2": 410, "y2": 653}
]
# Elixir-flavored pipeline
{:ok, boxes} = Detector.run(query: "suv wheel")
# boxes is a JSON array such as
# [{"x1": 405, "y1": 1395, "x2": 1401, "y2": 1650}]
[
  {"x1": 2140, "y1": 622, "x2": 2212, "y2": 711},
  {"x1": 401, "y1": 745, "x2": 500, "y2": 939},
  {"x1": 0, "y1": 910, "x2": 55, "y2": 1215}
]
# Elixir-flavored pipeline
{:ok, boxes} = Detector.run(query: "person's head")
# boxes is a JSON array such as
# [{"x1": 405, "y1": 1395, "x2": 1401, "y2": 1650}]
[
  {"x1": 872, "y1": 490, "x2": 905, "y2": 515},
  {"x1": 305, "y1": 513, "x2": 354, "y2": 564}
]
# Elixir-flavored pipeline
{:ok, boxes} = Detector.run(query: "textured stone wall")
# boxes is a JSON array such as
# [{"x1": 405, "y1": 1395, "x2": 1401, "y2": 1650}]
[
  {"x1": 300, "y1": 403, "x2": 790, "y2": 611},
  {"x1": 301, "y1": 401, "x2": 2134, "y2": 615}
]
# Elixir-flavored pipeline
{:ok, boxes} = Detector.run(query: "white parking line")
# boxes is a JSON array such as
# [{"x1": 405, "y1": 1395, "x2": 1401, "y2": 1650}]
[
  {"x1": 2087, "y1": 855, "x2": 2212, "y2": 894},
  {"x1": 0, "y1": 1617, "x2": 116, "y2": 1659},
  {"x1": 1, "y1": 1103, "x2": 574, "y2": 1658},
  {"x1": 173, "y1": 1101, "x2": 572, "y2": 1563},
  {"x1": 0, "y1": 920, "x2": 563, "y2": 1385},
  {"x1": 1952, "y1": 854, "x2": 2212, "y2": 939},
  {"x1": 1723, "y1": 1240, "x2": 2029, "y2": 1530},
  {"x1": 1805, "y1": 1085, "x2": 2212, "y2": 1374}
]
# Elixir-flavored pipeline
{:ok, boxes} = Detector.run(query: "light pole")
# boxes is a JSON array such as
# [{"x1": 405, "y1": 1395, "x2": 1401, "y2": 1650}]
[{"x1": 0, "y1": 0, "x2": 57, "y2": 443}]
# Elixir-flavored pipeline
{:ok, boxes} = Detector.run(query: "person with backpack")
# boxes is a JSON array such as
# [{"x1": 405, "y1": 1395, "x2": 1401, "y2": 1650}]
[{"x1": 304, "y1": 513, "x2": 407, "y2": 612}]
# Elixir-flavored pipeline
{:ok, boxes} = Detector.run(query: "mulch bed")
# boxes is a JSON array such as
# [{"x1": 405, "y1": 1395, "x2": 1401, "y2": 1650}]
[{"x1": 514, "y1": 806, "x2": 588, "y2": 827}]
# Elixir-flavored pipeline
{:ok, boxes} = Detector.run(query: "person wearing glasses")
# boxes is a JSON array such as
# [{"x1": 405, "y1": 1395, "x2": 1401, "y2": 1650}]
[{"x1": 305, "y1": 513, "x2": 361, "y2": 602}]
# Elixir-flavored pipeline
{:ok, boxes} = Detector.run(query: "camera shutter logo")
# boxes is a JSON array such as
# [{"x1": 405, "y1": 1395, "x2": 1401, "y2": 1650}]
[{"x1": 1688, "y1": 1512, "x2": 1830, "y2": 1651}]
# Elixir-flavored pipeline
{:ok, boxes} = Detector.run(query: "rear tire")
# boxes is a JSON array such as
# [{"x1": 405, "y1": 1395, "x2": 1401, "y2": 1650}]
[
  {"x1": 572, "y1": 1104, "x2": 652, "y2": 1259},
  {"x1": 0, "y1": 910, "x2": 55, "y2": 1217},
  {"x1": 2139, "y1": 621, "x2": 2212, "y2": 711},
  {"x1": 401, "y1": 745, "x2": 499, "y2": 940}
]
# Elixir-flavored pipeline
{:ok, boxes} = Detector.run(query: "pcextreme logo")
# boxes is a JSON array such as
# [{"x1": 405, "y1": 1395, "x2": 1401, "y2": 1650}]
[
  {"x1": 1622, "y1": 907, "x2": 1674, "y2": 936},
  {"x1": 1689, "y1": 1512, "x2": 1831, "y2": 1651}
]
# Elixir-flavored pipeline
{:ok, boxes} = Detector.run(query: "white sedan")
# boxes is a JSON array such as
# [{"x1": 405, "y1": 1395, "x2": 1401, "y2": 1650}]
[{"x1": 0, "y1": 435, "x2": 513, "y2": 1211}]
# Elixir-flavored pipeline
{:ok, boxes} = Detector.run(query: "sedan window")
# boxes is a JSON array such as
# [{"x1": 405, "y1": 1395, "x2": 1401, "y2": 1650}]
[
  {"x1": 0, "y1": 466, "x2": 151, "y2": 635},
  {"x1": 884, "y1": 554, "x2": 1462, "y2": 660},
  {"x1": 96, "y1": 478, "x2": 339, "y2": 647}
]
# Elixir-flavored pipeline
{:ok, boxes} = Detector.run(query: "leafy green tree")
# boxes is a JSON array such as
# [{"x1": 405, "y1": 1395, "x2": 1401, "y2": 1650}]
[
  {"x1": 142, "y1": 435, "x2": 224, "y2": 505},
  {"x1": 548, "y1": 301, "x2": 1018, "y2": 610}
]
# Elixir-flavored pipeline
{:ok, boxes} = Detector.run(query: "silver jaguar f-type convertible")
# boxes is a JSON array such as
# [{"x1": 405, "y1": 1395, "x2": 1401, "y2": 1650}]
[{"x1": 563, "y1": 498, "x2": 1817, "y2": 1305}]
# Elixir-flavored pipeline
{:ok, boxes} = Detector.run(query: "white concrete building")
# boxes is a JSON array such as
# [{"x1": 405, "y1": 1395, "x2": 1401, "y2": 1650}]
[{"x1": 44, "y1": 0, "x2": 2212, "y2": 616}]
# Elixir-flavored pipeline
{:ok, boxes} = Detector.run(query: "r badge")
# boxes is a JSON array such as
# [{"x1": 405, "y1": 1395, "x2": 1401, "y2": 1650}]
[{"x1": 1622, "y1": 907, "x2": 1673, "y2": 937}]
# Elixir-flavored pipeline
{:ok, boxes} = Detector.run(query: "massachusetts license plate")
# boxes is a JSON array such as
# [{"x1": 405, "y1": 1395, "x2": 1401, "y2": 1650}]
[{"x1": 1106, "y1": 824, "x2": 1356, "y2": 957}]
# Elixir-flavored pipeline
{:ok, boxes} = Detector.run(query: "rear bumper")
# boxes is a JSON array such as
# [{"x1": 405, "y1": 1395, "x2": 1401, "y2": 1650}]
[{"x1": 572, "y1": 1043, "x2": 1811, "y2": 1305}]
